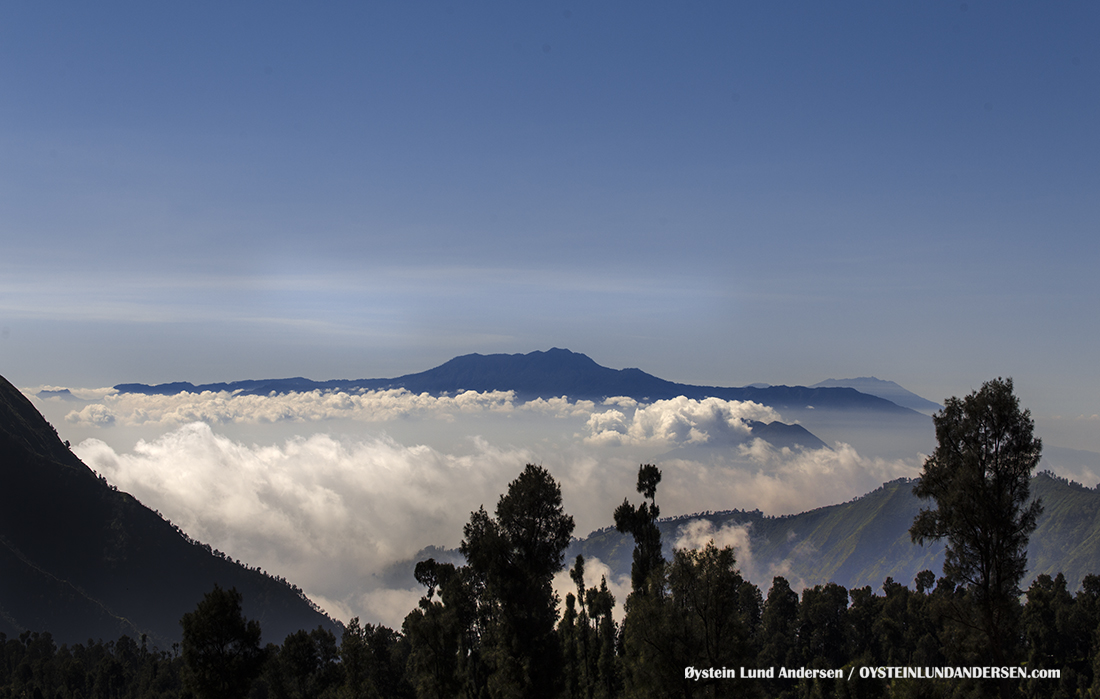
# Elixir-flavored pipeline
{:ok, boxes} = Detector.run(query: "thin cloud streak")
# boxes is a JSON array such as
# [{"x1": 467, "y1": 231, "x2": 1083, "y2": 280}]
[{"x1": 0, "y1": 264, "x2": 718, "y2": 324}]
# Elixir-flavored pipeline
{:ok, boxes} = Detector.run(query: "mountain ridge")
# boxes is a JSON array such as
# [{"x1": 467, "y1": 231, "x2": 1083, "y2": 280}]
[{"x1": 113, "y1": 348, "x2": 923, "y2": 416}]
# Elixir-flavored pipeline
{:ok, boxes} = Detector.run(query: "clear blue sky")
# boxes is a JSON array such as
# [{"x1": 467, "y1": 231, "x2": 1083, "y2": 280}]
[{"x1": 2, "y1": 2, "x2": 1097, "y2": 427}]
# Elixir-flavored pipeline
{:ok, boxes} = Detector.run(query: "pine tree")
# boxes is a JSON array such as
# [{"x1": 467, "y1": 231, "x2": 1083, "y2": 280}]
[
  {"x1": 910, "y1": 377, "x2": 1042, "y2": 697},
  {"x1": 179, "y1": 585, "x2": 264, "y2": 699},
  {"x1": 460, "y1": 464, "x2": 575, "y2": 699}
]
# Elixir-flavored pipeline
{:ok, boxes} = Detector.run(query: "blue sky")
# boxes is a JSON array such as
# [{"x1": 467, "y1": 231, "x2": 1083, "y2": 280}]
[
  {"x1": 6, "y1": 1, "x2": 1099, "y2": 623},
  {"x1": 2, "y1": 2, "x2": 1098, "y2": 429}
]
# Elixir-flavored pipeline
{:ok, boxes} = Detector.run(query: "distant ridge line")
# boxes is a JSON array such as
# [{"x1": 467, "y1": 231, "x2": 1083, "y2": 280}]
[{"x1": 114, "y1": 348, "x2": 919, "y2": 414}]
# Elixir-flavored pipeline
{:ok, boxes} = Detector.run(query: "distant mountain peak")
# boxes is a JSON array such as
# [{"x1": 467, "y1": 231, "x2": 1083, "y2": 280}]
[
  {"x1": 113, "y1": 349, "x2": 921, "y2": 416},
  {"x1": 811, "y1": 377, "x2": 941, "y2": 414}
]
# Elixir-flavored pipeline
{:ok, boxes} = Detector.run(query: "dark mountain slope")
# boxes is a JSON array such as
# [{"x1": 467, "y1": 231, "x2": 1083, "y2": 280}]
[
  {"x1": 115, "y1": 348, "x2": 919, "y2": 415},
  {"x1": 0, "y1": 374, "x2": 336, "y2": 647},
  {"x1": 0, "y1": 538, "x2": 137, "y2": 642}
]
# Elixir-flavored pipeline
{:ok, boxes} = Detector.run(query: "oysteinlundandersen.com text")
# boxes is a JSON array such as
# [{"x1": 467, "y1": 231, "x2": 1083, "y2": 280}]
[{"x1": 684, "y1": 666, "x2": 1061, "y2": 681}]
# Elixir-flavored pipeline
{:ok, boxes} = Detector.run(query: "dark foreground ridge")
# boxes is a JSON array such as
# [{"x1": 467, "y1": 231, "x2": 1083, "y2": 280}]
[
  {"x1": 115, "y1": 348, "x2": 919, "y2": 414},
  {"x1": 0, "y1": 373, "x2": 338, "y2": 647}
]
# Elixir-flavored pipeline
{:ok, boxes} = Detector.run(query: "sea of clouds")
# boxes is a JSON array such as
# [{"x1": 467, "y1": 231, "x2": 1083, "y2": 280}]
[{"x1": 32, "y1": 387, "x2": 922, "y2": 628}]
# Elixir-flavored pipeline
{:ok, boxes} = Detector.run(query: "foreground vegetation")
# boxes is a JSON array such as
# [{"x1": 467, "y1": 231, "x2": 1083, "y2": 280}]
[
  {"x1": 2, "y1": 466, "x2": 1096, "y2": 699},
  {"x1": 2, "y1": 464, "x2": 1097, "y2": 699}
]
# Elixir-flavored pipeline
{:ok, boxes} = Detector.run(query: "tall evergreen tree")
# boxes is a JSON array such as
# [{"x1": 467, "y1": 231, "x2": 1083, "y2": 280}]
[
  {"x1": 589, "y1": 576, "x2": 620, "y2": 699},
  {"x1": 179, "y1": 585, "x2": 264, "y2": 699},
  {"x1": 614, "y1": 465, "x2": 665, "y2": 596},
  {"x1": 614, "y1": 465, "x2": 672, "y2": 698},
  {"x1": 759, "y1": 576, "x2": 800, "y2": 698},
  {"x1": 560, "y1": 555, "x2": 620, "y2": 699},
  {"x1": 667, "y1": 542, "x2": 760, "y2": 698},
  {"x1": 343, "y1": 617, "x2": 414, "y2": 699},
  {"x1": 460, "y1": 463, "x2": 575, "y2": 699},
  {"x1": 1022, "y1": 573, "x2": 1080, "y2": 698},
  {"x1": 404, "y1": 559, "x2": 477, "y2": 699},
  {"x1": 910, "y1": 378, "x2": 1042, "y2": 697}
]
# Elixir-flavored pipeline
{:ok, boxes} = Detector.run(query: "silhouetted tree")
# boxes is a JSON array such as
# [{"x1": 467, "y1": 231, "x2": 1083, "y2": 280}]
[
  {"x1": 614, "y1": 465, "x2": 674, "y2": 698},
  {"x1": 560, "y1": 555, "x2": 620, "y2": 699},
  {"x1": 798, "y1": 583, "x2": 850, "y2": 671},
  {"x1": 560, "y1": 589, "x2": 582, "y2": 699},
  {"x1": 342, "y1": 617, "x2": 414, "y2": 699},
  {"x1": 180, "y1": 584, "x2": 264, "y2": 699},
  {"x1": 460, "y1": 463, "x2": 575, "y2": 699},
  {"x1": 759, "y1": 576, "x2": 800, "y2": 698},
  {"x1": 404, "y1": 561, "x2": 467, "y2": 699},
  {"x1": 614, "y1": 465, "x2": 664, "y2": 596},
  {"x1": 667, "y1": 542, "x2": 760, "y2": 698},
  {"x1": 268, "y1": 626, "x2": 342, "y2": 699},
  {"x1": 1021, "y1": 573, "x2": 1083, "y2": 698},
  {"x1": 910, "y1": 378, "x2": 1042, "y2": 698}
]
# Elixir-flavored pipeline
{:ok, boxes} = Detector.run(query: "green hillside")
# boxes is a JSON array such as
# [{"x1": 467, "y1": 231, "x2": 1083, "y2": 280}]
[
  {"x1": 571, "y1": 473, "x2": 1099, "y2": 592},
  {"x1": 1028, "y1": 472, "x2": 1100, "y2": 585}
]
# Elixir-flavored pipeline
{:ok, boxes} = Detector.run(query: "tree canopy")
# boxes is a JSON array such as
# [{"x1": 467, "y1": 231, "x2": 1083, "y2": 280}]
[
  {"x1": 179, "y1": 585, "x2": 264, "y2": 699},
  {"x1": 459, "y1": 463, "x2": 576, "y2": 698},
  {"x1": 910, "y1": 377, "x2": 1043, "y2": 677}
]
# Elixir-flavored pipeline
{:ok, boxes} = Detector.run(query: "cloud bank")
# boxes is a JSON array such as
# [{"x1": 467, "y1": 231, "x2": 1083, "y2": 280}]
[
  {"x1": 656, "y1": 439, "x2": 917, "y2": 517},
  {"x1": 62, "y1": 389, "x2": 771, "y2": 443},
  {"x1": 60, "y1": 388, "x2": 922, "y2": 627},
  {"x1": 65, "y1": 388, "x2": 523, "y2": 427},
  {"x1": 73, "y1": 431, "x2": 918, "y2": 628}
]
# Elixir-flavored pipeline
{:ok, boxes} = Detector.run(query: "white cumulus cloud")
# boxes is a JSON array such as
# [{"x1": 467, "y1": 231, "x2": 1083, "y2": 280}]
[{"x1": 583, "y1": 396, "x2": 781, "y2": 447}]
